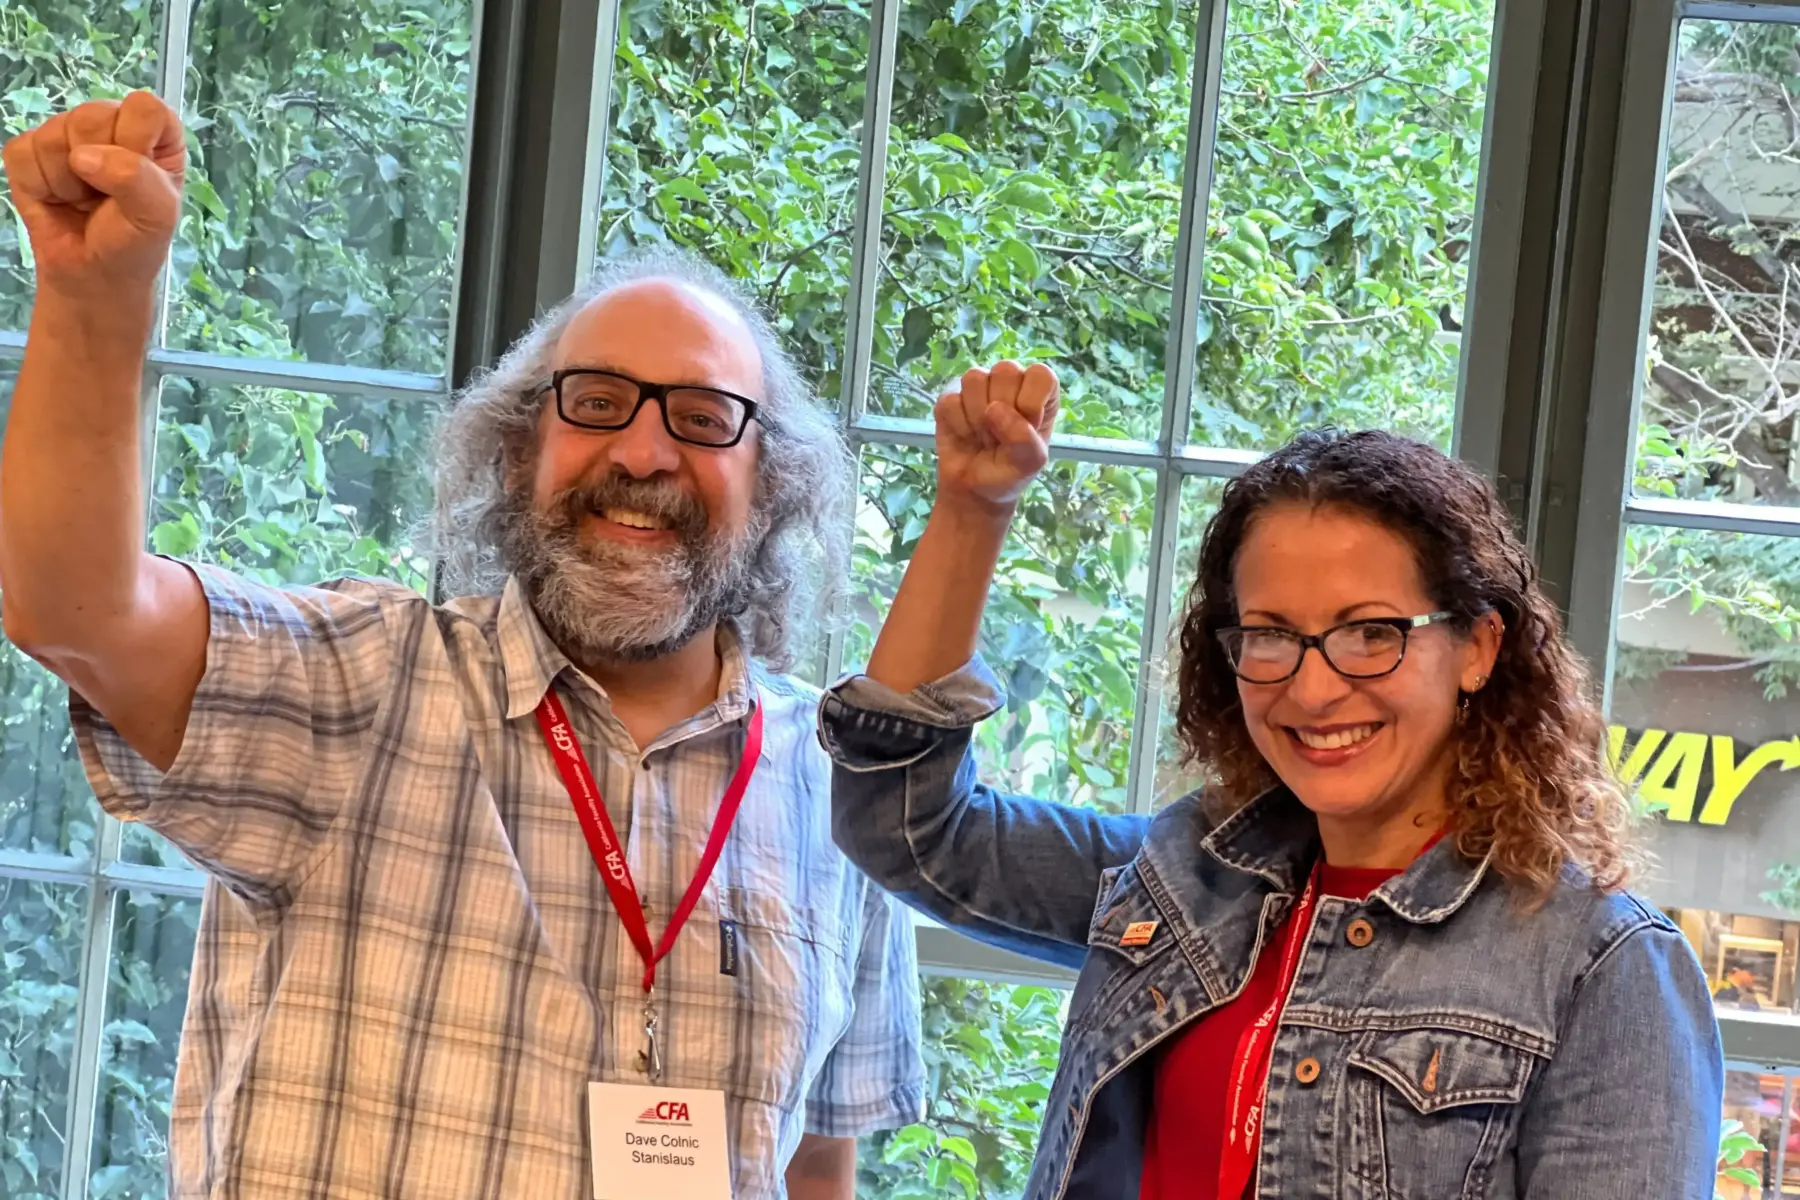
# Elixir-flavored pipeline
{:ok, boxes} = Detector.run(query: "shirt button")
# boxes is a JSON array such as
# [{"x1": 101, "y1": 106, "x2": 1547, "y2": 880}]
[
  {"x1": 1346, "y1": 918, "x2": 1375, "y2": 948},
  {"x1": 1295, "y1": 1057, "x2": 1322, "y2": 1085}
]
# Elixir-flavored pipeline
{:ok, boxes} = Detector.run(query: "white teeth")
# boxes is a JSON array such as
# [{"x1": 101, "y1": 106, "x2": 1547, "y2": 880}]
[
  {"x1": 1295, "y1": 724, "x2": 1378, "y2": 751},
  {"x1": 603, "y1": 508, "x2": 670, "y2": 530}
]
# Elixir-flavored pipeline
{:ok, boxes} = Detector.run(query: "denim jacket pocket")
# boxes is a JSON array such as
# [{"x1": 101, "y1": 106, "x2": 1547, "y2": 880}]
[
  {"x1": 1345, "y1": 1026, "x2": 1539, "y2": 1200},
  {"x1": 1085, "y1": 861, "x2": 1173, "y2": 971},
  {"x1": 1065, "y1": 861, "x2": 1176, "y2": 1033}
]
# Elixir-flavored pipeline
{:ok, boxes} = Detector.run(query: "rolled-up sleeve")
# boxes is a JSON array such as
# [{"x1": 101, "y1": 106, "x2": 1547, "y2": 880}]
[
  {"x1": 820, "y1": 656, "x2": 1149, "y2": 970},
  {"x1": 71, "y1": 563, "x2": 398, "y2": 918},
  {"x1": 827, "y1": 657, "x2": 1006, "y2": 734},
  {"x1": 803, "y1": 882, "x2": 926, "y2": 1138}
]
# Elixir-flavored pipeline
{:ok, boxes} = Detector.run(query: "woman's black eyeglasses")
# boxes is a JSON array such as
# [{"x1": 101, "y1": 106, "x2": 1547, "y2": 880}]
[
  {"x1": 536, "y1": 368, "x2": 766, "y2": 449},
  {"x1": 1216, "y1": 613, "x2": 1456, "y2": 684}
]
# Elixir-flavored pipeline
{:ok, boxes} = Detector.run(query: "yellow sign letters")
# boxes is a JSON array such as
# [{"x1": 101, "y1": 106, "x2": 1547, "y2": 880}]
[{"x1": 1607, "y1": 725, "x2": 1800, "y2": 826}]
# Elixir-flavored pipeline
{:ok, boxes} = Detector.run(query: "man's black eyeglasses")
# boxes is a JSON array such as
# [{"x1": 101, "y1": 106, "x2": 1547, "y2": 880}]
[
  {"x1": 537, "y1": 369, "x2": 766, "y2": 448},
  {"x1": 1216, "y1": 613, "x2": 1456, "y2": 684}
]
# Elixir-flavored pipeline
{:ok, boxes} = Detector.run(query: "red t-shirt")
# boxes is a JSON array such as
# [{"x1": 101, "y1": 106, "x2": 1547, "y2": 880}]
[{"x1": 1138, "y1": 862, "x2": 1402, "y2": 1200}]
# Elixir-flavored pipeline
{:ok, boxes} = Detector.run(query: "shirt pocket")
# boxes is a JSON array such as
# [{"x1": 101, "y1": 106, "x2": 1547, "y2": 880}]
[
  {"x1": 1345, "y1": 1025, "x2": 1542, "y2": 1200},
  {"x1": 670, "y1": 885, "x2": 853, "y2": 1110}
]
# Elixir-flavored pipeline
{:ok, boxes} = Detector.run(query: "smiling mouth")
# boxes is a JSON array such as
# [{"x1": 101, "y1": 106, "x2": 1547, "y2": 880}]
[
  {"x1": 597, "y1": 507, "x2": 674, "y2": 531},
  {"x1": 1289, "y1": 723, "x2": 1382, "y2": 752}
]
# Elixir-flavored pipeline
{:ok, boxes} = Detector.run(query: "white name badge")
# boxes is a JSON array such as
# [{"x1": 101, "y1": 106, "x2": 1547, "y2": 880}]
[{"x1": 588, "y1": 1083, "x2": 732, "y2": 1200}]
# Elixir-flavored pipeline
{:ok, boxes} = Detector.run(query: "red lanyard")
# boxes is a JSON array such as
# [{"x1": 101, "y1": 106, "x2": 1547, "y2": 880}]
[
  {"x1": 534, "y1": 687, "x2": 763, "y2": 995},
  {"x1": 1216, "y1": 865, "x2": 1321, "y2": 1200}
]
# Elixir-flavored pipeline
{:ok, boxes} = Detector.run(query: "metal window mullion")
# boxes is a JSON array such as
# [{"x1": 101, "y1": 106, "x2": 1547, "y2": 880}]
[
  {"x1": 145, "y1": 347, "x2": 447, "y2": 401},
  {"x1": 1118, "y1": 0, "x2": 1229, "y2": 816},
  {"x1": 1561, "y1": 0, "x2": 1682, "y2": 704},
  {"x1": 1625, "y1": 497, "x2": 1800, "y2": 540},
  {"x1": 1777, "y1": 1074, "x2": 1795, "y2": 1192},
  {"x1": 913, "y1": 922, "x2": 1075, "y2": 989},
  {"x1": 149, "y1": 0, "x2": 192, "y2": 358},
  {"x1": 823, "y1": 0, "x2": 901, "y2": 686},
  {"x1": 1155, "y1": 0, "x2": 1231, "y2": 457},
  {"x1": 101, "y1": 860, "x2": 207, "y2": 899},
  {"x1": 58, "y1": 876, "x2": 117, "y2": 1200},
  {"x1": 0, "y1": 852, "x2": 90, "y2": 885},
  {"x1": 1123, "y1": 464, "x2": 1184, "y2": 815},
  {"x1": 1684, "y1": 0, "x2": 1800, "y2": 19},
  {"x1": 835, "y1": 0, "x2": 900, "y2": 424},
  {"x1": 574, "y1": 0, "x2": 621, "y2": 275},
  {"x1": 1451, "y1": 0, "x2": 1550, "y2": 482}
]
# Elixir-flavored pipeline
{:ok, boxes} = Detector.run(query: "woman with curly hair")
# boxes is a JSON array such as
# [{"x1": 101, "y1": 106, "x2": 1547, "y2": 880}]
[{"x1": 821, "y1": 363, "x2": 1722, "y2": 1199}]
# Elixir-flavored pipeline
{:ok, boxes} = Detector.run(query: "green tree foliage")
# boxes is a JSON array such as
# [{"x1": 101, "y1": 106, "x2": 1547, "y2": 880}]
[
  {"x1": 0, "y1": 879, "x2": 83, "y2": 1200},
  {"x1": 0, "y1": 0, "x2": 1774, "y2": 1196}
]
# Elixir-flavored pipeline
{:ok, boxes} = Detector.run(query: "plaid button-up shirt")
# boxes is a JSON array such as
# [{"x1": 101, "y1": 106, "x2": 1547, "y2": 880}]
[{"x1": 72, "y1": 565, "x2": 925, "y2": 1199}]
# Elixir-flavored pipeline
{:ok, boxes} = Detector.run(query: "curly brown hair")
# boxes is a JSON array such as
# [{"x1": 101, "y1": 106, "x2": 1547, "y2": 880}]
[{"x1": 1174, "y1": 429, "x2": 1636, "y2": 899}]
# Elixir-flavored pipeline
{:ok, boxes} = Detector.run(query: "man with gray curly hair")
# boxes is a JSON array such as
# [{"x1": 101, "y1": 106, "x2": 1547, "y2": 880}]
[{"x1": 1, "y1": 93, "x2": 922, "y2": 1200}]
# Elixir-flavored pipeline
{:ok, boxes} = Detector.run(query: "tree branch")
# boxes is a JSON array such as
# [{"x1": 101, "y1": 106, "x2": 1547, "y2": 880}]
[
  {"x1": 1651, "y1": 361, "x2": 1800, "y2": 505},
  {"x1": 1221, "y1": 68, "x2": 1384, "y2": 103}
]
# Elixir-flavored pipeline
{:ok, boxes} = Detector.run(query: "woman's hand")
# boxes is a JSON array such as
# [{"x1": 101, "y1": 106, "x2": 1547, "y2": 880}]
[{"x1": 933, "y1": 360, "x2": 1060, "y2": 514}]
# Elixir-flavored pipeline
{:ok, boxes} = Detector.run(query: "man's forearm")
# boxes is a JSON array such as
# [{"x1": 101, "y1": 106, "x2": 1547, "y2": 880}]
[{"x1": 0, "y1": 290, "x2": 156, "y2": 652}]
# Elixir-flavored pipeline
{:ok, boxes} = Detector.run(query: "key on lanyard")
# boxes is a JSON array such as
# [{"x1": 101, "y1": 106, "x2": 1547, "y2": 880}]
[{"x1": 643, "y1": 988, "x2": 664, "y2": 1082}]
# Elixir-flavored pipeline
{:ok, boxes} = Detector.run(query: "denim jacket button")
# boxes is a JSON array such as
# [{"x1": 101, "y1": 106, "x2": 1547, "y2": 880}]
[
  {"x1": 1295, "y1": 1056, "x2": 1322, "y2": 1085},
  {"x1": 1346, "y1": 918, "x2": 1375, "y2": 948}
]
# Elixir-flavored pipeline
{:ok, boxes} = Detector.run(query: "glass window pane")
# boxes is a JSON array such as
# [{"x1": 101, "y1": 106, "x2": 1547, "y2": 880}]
[
  {"x1": 0, "y1": 365, "x2": 96, "y2": 857},
  {"x1": 148, "y1": 376, "x2": 434, "y2": 587},
  {"x1": 1717, "y1": 1069, "x2": 1787, "y2": 1200},
  {"x1": 1188, "y1": 0, "x2": 1495, "y2": 451},
  {"x1": 858, "y1": 976, "x2": 1065, "y2": 1197},
  {"x1": 867, "y1": 0, "x2": 1199, "y2": 440},
  {"x1": 88, "y1": 889, "x2": 200, "y2": 1200},
  {"x1": 1636, "y1": 20, "x2": 1800, "y2": 509},
  {"x1": 0, "y1": 1, "x2": 166, "y2": 330},
  {"x1": 1615, "y1": 523, "x2": 1800, "y2": 1034},
  {"x1": 126, "y1": 374, "x2": 435, "y2": 865},
  {"x1": 0, "y1": 877, "x2": 88, "y2": 1200},
  {"x1": 847, "y1": 445, "x2": 1153, "y2": 812},
  {"x1": 601, "y1": 0, "x2": 870, "y2": 404},
  {"x1": 1614, "y1": 524, "x2": 1800, "y2": 845},
  {"x1": 169, "y1": 0, "x2": 474, "y2": 375}
]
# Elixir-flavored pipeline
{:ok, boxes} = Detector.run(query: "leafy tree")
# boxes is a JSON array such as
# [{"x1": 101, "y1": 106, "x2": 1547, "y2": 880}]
[{"x1": 0, "y1": 0, "x2": 1778, "y2": 1197}]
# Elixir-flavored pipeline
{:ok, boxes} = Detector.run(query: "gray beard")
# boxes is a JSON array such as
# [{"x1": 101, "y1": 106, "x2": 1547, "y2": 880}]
[{"x1": 498, "y1": 474, "x2": 762, "y2": 666}]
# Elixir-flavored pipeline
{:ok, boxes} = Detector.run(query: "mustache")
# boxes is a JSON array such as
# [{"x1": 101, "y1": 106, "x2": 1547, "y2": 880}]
[{"x1": 546, "y1": 474, "x2": 709, "y2": 539}]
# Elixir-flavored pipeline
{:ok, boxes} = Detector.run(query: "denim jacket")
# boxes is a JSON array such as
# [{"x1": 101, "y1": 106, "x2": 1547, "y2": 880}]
[{"x1": 819, "y1": 659, "x2": 1723, "y2": 1200}]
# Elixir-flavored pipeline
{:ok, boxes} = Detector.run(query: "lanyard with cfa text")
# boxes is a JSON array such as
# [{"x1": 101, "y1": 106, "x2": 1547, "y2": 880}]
[
  {"x1": 1216, "y1": 864, "x2": 1321, "y2": 1199},
  {"x1": 534, "y1": 687, "x2": 763, "y2": 1081}
]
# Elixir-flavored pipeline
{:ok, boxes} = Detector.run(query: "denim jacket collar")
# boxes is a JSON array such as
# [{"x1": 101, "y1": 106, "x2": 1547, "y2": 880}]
[{"x1": 1159, "y1": 786, "x2": 1492, "y2": 925}]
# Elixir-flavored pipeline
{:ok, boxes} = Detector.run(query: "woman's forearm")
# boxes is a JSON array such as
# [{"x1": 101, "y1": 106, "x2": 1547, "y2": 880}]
[{"x1": 865, "y1": 493, "x2": 1015, "y2": 694}]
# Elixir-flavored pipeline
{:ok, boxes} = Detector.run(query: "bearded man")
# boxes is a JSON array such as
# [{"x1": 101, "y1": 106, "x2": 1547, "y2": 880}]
[{"x1": 0, "y1": 91, "x2": 923, "y2": 1200}]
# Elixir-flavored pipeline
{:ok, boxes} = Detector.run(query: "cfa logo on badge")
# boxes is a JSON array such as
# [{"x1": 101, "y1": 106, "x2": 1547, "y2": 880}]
[{"x1": 589, "y1": 1083, "x2": 731, "y2": 1199}]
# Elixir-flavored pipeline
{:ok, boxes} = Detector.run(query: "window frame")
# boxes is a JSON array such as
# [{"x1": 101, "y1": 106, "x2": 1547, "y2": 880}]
[{"x1": 1556, "y1": 0, "x2": 1800, "y2": 1071}]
